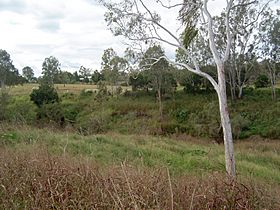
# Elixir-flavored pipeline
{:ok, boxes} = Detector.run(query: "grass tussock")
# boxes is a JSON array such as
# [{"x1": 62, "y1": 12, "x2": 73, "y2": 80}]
[
  {"x1": 0, "y1": 147, "x2": 279, "y2": 210},
  {"x1": 1, "y1": 124, "x2": 280, "y2": 184}
]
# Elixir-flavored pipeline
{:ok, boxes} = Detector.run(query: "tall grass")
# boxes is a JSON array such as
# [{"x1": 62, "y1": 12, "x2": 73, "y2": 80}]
[
  {"x1": 0, "y1": 147, "x2": 279, "y2": 209},
  {"x1": 1, "y1": 125, "x2": 280, "y2": 184}
]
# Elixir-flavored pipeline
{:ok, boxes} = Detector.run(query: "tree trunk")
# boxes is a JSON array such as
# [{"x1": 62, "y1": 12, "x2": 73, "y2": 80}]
[
  {"x1": 271, "y1": 83, "x2": 276, "y2": 101},
  {"x1": 228, "y1": 65, "x2": 237, "y2": 101},
  {"x1": 0, "y1": 80, "x2": 5, "y2": 90},
  {"x1": 157, "y1": 88, "x2": 163, "y2": 133},
  {"x1": 268, "y1": 63, "x2": 276, "y2": 101},
  {"x1": 217, "y1": 65, "x2": 236, "y2": 177},
  {"x1": 238, "y1": 85, "x2": 243, "y2": 99}
]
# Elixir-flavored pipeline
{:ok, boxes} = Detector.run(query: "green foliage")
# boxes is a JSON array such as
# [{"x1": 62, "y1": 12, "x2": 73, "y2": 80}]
[
  {"x1": 76, "y1": 111, "x2": 111, "y2": 135},
  {"x1": 36, "y1": 103, "x2": 64, "y2": 124},
  {"x1": 91, "y1": 70, "x2": 104, "y2": 84},
  {"x1": 3, "y1": 83, "x2": 280, "y2": 139},
  {"x1": 0, "y1": 49, "x2": 25, "y2": 87},
  {"x1": 57, "y1": 71, "x2": 76, "y2": 84},
  {"x1": 116, "y1": 86, "x2": 123, "y2": 95},
  {"x1": 95, "y1": 81, "x2": 109, "y2": 100},
  {"x1": 22, "y1": 66, "x2": 34, "y2": 83},
  {"x1": 183, "y1": 26, "x2": 198, "y2": 49},
  {"x1": 41, "y1": 56, "x2": 61, "y2": 85},
  {"x1": 179, "y1": 68, "x2": 214, "y2": 93},
  {"x1": 254, "y1": 75, "x2": 269, "y2": 88},
  {"x1": 140, "y1": 45, "x2": 177, "y2": 96},
  {"x1": 101, "y1": 48, "x2": 128, "y2": 88},
  {"x1": 29, "y1": 84, "x2": 64, "y2": 124},
  {"x1": 62, "y1": 103, "x2": 80, "y2": 123},
  {"x1": 30, "y1": 84, "x2": 59, "y2": 107},
  {"x1": 129, "y1": 73, "x2": 149, "y2": 91},
  {"x1": 175, "y1": 109, "x2": 189, "y2": 123},
  {"x1": 0, "y1": 92, "x2": 10, "y2": 121},
  {"x1": 6, "y1": 96, "x2": 36, "y2": 123},
  {"x1": 80, "y1": 89, "x2": 94, "y2": 97},
  {"x1": 79, "y1": 66, "x2": 91, "y2": 83},
  {"x1": 231, "y1": 114, "x2": 250, "y2": 139}
]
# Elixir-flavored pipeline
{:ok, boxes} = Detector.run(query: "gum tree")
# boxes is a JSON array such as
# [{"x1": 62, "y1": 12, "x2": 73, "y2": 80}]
[
  {"x1": 258, "y1": 9, "x2": 280, "y2": 100},
  {"x1": 42, "y1": 56, "x2": 61, "y2": 85},
  {"x1": 0, "y1": 49, "x2": 16, "y2": 89},
  {"x1": 22, "y1": 66, "x2": 34, "y2": 83},
  {"x1": 100, "y1": 0, "x2": 243, "y2": 177}
]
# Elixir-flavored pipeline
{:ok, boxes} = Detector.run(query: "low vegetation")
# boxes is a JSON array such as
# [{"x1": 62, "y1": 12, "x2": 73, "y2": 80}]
[
  {"x1": 3, "y1": 84, "x2": 280, "y2": 140},
  {"x1": 0, "y1": 83, "x2": 279, "y2": 209},
  {"x1": 0, "y1": 125, "x2": 279, "y2": 209}
]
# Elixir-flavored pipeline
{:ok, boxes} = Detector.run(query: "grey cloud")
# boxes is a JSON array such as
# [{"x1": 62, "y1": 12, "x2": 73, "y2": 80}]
[
  {"x1": 61, "y1": 60, "x2": 81, "y2": 69},
  {"x1": 0, "y1": 0, "x2": 26, "y2": 12},
  {"x1": 37, "y1": 20, "x2": 61, "y2": 32},
  {"x1": 17, "y1": 44, "x2": 57, "y2": 55},
  {"x1": 26, "y1": 1, "x2": 65, "y2": 33},
  {"x1": 34, "y1": 8, "x2": 65, "y2": 32}
]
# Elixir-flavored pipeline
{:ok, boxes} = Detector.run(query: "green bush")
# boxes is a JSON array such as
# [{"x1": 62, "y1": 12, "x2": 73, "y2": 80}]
[
  {"x1": 254, "y1": 75, "x2": 269, "y2": 88},
  {"x1": 80, "y1": 89, "x2": 94, "y2": 97},
  {"x1": 6, "y1": 96, "x2": 36, "y2": 123},
  {"x1": 30, "y1": 84, "x2": 59, "y2": 107},
  {"x1": 62, "y1": 103, "x2": 80, "y2": 123},
  {"x1": 76, "y1": 112, "x2": 111, "y2": 135},
  {"x1": 175, "y1": 109, "x2": 189, "y2": 123},
  {"x1": 231, "y1": 114, "x2": 250, "y2": 139},
  {"x1": 0, "y1": 92, "x2": 10, "y2": 121},
  {"x1": 37, "y1": 103, "x2": 64, "y2": 125}
]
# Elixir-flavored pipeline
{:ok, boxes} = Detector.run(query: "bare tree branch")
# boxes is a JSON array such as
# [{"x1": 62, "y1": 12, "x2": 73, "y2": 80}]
[{"x1": 224, "y1": 0, "x2": 234, "y2": 62}]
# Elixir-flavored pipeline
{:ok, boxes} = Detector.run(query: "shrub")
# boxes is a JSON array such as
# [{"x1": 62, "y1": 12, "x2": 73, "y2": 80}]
[
  {"x1": 254, "y1": 75, "x2": 269, "y2": 88},
  {"x1": 37, "y1": 103, "x2": 64, "y2": 125},
  {"x1": 6, "y1": 96, "x2": 36, "y2": 123},
  {"x1": 0, "y1": 92, "x2": 10, "y2": 121},
  {"x1": 30, "y1": 84, "x2": 59, "y2": 107},
  {"x1": 80, "y1": 89, "x2": 94, "y2": 97},
  {"x1": 231, "y1": 114, "x2": 250, "y2": 139},
  {"x1": 76, "y1": 112, "x2": 111, "y2": 135},
  {"x1": 116, "y1": 86, "x2": 123, "y2": 95},
  {"x1": 62, "y1": 103, "x2": 80, "y2": 123},
  {"x1": 175, "y1": 109, "x2": 188, "y2": 123}
]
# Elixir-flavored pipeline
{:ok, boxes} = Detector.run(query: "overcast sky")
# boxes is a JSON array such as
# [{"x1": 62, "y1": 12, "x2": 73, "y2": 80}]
[{"x1": 0, "y1": 0, "x2": 279, "y2": 76}]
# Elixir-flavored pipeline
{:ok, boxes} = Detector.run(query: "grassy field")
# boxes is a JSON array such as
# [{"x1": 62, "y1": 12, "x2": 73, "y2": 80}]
[
  {"x1": 0, "y1": 125, "x2": 279, "y2": 208},
  {"x1": 1, "y1": 83, "x2": 280, "y2": 208},
  {"x1": 1, "y1": 125, "x2": 279, "y2": 184},
  {"x1": 7, "y1": 83, "x2": 132, "y2": 96}
]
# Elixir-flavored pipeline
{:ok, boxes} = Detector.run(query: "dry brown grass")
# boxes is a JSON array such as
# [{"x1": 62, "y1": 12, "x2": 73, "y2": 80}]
[
  {"x1": 0, "y1": 146, "x2": 279, "y2": 210},
  {"x1": 7, "y1": 83, "x2": 132, "y2": 96}
]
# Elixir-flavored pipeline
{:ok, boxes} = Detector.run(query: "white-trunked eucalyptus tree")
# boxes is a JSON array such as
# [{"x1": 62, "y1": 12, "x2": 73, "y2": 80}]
[{"x1": 101, "y1": 0, "x2": 237, "y2": 177}]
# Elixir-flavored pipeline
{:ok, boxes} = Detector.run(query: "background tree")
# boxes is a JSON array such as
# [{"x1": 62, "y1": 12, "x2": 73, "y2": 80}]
[
  {"x1": 101, "y1": 0, "x2": 244, "y2": 176},
  {"x1": 0, "y1": 49, "x2": 16, "y2": 89},
  {"x1": 175, "y1": 44, "x2": 215, "y2": 93},
  {"x1": 73, "y1": 71, "x2": 80, "y2": 83},
  {"x1": 226, "y1": 0, "x2": 268, "y2": 99},
  {"x1": 79, "y1": 66, "x2": 92, "y2": 83},
  {"x1": 22, "y1": 66, "x2": 34, "y2": 83},
  {"x1": 91, "y1": 70, "x2": 104, "y2": 84},
  {"x1": 258, "y1": 9, "x2": 280, "y2": 100},
  {"x1": 58, "y1": 71, "x2": 75, "y2": 85},
  {"x1": 101, "y1": 48, "x2": 128, "y2": 93},
  {"x1": 140, "y1": 44, "x2": 176, "y2": 130},
  {"x1": 129, "y1": 72, "x2": 149, "y2": 91},
  {"x1": 41, "y1": 56, "x2": 61, "y2": 85}
]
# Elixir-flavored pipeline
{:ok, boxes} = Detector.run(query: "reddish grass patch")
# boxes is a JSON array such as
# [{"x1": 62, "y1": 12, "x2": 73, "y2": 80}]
[{"x1": 0, "y1": 147, "x2": 279, "y2": 209}]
